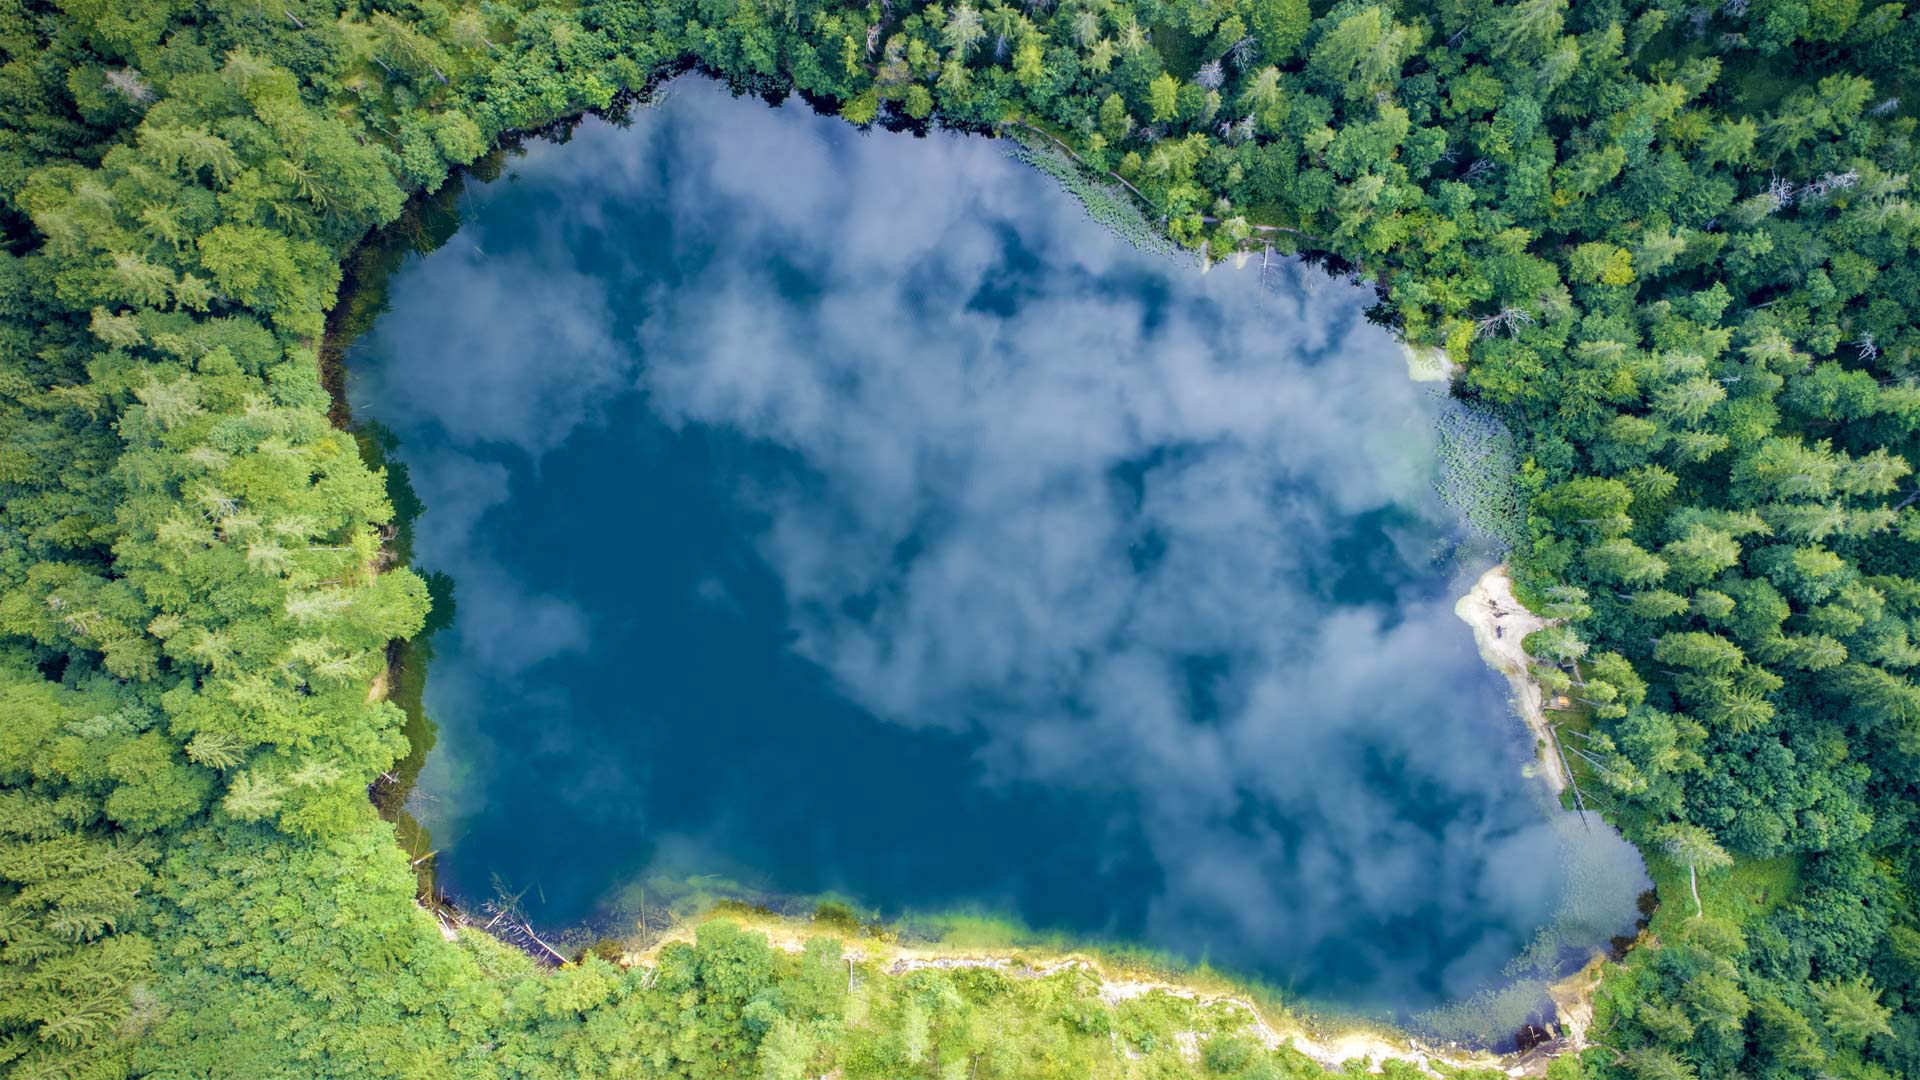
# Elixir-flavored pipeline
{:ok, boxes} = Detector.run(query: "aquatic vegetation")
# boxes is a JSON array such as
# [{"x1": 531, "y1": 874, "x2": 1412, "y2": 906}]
[
  {"x1": 1433, "y1": 401, "x2": 1525, "y2": 552},
  {"x1": 1005, "y1": 129, "x2": 1179, "y2": 258}
]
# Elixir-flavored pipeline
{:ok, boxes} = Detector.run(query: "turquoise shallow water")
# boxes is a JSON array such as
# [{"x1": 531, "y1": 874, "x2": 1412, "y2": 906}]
[{"x1": 348, "y1": 78, "x2": 1647, "y2": 1023}]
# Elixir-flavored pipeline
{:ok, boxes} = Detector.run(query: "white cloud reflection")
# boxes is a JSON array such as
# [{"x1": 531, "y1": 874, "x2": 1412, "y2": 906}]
[{"x1": 355, "y1": 79, "x2": 1646, "y2": 1018}]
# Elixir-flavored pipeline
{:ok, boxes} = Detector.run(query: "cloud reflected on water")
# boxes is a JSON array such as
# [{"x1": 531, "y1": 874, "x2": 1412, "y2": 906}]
[{"x1": 356, "y1": 79, "x2": 1645, "y2": 1017}]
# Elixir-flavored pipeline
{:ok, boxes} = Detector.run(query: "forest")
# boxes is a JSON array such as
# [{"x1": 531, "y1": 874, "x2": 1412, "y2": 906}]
[{"x1": 0, "y1": 0, "x2": 1917, "y2": 1077}]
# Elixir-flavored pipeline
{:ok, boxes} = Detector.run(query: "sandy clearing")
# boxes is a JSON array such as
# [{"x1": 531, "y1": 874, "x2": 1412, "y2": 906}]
[
  {"x1": 883, "y1": 954, "x2": 1532, "y2": 1076},
  {"x1": 1545, "y1": 953, "x2": 1606, "y2": 1053},
  {"x1": 1456, "y1": 564, "x2": 1566, "y2": 795},
  {"x1": 1402, "y1": 343, "x2": 1459, "y2": 383},
  {"x1": 365, "y1": 664, "x2": 390, "y2": 705}
]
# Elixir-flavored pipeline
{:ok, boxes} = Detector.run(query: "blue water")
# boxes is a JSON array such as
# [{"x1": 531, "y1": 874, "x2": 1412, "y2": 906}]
[{"x1": 348, "y1": 78, "x2": 1646, "y2": 1023}]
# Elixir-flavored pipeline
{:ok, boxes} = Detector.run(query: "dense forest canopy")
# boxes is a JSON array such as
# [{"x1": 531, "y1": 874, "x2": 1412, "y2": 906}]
[{"x1": 0, "y1": 0, "x2": 1917, "y2": 1078}]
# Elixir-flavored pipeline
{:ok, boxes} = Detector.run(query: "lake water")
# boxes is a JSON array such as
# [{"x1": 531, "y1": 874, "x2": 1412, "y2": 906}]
[{"x1": 347, "y1": 78, "x2": 1647, "y2": 1026}]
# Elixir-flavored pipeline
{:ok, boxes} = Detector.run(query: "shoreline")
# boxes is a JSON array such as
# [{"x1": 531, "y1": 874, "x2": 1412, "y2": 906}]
[
  {"x1": 1445, "y1": 564, "x2": 1618, "y2": 1065},
  {"x1": 626, "y1": 912, "x2": 1569, "y2": 1077},
  {"x1": 1455, "y1": 565, "x2": 1567, "y2": 796},
  {"x1": 341, "y1": 108, "x2": 1604, "y2": 1074}
]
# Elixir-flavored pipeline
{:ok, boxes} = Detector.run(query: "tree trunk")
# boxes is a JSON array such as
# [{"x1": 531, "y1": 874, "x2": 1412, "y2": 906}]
[{"x1": 1688, "y1": 860, "x2": 1702, "y2": 918}]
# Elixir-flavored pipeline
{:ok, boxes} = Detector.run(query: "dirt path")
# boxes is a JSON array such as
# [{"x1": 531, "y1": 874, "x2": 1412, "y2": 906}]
[
  {"x1": 1455, "y1": 565, "x2": 1566, "y2": 795},
  {"x1": 1087, "y1": 972, "x2": 1507, "y2": 1076}
]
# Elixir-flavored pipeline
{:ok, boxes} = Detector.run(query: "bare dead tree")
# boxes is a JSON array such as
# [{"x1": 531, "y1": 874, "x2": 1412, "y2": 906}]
[
  {"x1": 1224, "y1": 36, "x2": 1256, "y2": 71},
  {"x1": 1218, "y1": 114, "x2": 1255, "y2": 143},
  {"x1": 1767, "y1": 174, "x2": 1797, "y2": 211},
  {"x1": 1798, "y1": 170, "x2": 1859, "y2": 202},
  {"x1": 1476, "y1": 306, "x2": 1534, "y2": 338},
  {"x1": 104, "y1": 68, "x2": 154, "y2": 103}
]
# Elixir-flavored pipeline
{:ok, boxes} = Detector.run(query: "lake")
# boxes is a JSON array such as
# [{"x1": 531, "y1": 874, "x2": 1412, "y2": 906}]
[{"x1": 347, "y1": 78, "x2": 1647, "y2": 1027}]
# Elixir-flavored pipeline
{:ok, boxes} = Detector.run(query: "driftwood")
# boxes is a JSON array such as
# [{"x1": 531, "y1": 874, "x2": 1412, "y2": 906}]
[{"x1": 1552, "y1": 728, "x2": 1592, "y2": 831}]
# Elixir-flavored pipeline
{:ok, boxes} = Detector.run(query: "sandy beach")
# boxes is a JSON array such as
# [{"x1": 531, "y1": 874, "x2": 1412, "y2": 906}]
[{"x1": 1455, "y1": 565, "x2": 1566, "y2": 795}]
